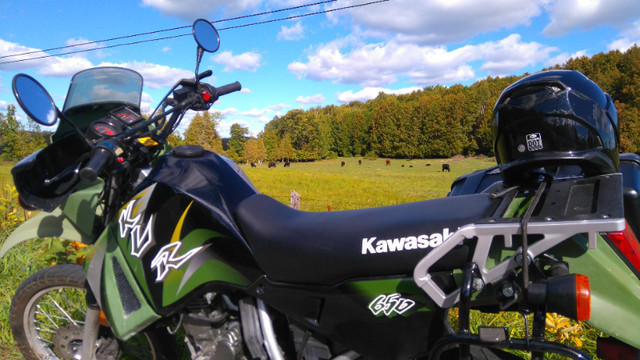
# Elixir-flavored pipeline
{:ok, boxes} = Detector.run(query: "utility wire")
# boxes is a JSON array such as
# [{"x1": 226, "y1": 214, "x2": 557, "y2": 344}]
[
  {"x1": 0, "y1": 0, "x2": 388, "y2": 66},
  {"x1": 0, "y1": 0, "x2": 337, "y2": 61}
]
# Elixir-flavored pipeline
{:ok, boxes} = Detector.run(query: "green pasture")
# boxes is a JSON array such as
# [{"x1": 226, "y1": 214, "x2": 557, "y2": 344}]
[{"x1": 243, "y1": 156, "x2": 495, "y2": 211}]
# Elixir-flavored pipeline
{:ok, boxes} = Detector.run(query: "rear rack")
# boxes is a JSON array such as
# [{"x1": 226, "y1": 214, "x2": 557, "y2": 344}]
[{"x1": 414, "y1": 173, "x2": 625, "y2": 308}]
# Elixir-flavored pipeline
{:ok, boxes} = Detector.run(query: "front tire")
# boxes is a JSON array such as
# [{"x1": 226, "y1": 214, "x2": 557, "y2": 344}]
[{"x1": 9, "y1": 263, "x2": 175, "y2": 360}]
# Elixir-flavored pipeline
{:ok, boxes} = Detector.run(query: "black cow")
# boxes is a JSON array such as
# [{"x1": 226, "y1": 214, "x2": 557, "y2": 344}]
[
  {"x1": 341, "y1": 161, "x2": 345, "y2": 167},
  {"x1": 358, "y1": 159, "x2": 362, "y2": 165},
  {"x1": 268, "y1": 162, "x2": 276, "y2": 168},
  {"x1": 442, "y1": 163, "x2": 450, "y2": 172},
  {"x1": 250, "y1": 162, "x2": 256, "y2": 167},
  {"x1": 284, "y1": 161, "x2": 290, "y2": 167}
]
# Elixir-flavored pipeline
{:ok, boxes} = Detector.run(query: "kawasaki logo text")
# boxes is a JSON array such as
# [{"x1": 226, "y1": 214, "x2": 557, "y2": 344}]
[{"x1": 361, "y1": 228, "x2": 451, "y2": 255}]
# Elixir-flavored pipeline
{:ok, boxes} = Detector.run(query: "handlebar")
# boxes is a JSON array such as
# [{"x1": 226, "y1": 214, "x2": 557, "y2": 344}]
[
  {"x1": 79, "y1": 145, "x2": 114, "y2": 182},
  {"x1": 215, "y1": 81, "x2": 242, "y2": 97}
]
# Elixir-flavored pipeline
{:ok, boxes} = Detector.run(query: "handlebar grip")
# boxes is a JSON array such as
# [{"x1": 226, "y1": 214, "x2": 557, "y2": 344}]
[
  {"x1": 216, "y1": 81, "x2": 242, "y2": 97},
  {"x1": 79, "y1": 147, "x2": 113, "y2": 182}
]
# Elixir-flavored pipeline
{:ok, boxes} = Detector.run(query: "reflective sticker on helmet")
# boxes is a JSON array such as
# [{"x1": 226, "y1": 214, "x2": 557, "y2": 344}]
[{"x1": 526, "y1": 133, "x2": 543, "y2": 152}]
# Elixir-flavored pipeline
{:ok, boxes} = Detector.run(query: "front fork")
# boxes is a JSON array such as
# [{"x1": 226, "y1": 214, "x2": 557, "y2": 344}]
[
  {"x1": 80, "y1": 284, "x2": 101, "y2": 360},
  {"x1": 429, "y1": 262, "x2": 592, "y2": 360}
]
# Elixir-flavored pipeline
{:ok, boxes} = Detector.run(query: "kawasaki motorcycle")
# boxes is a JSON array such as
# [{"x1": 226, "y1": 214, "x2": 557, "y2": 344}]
[{"x1": 3, "y1": 19, "x2": 640, "y2": 360}]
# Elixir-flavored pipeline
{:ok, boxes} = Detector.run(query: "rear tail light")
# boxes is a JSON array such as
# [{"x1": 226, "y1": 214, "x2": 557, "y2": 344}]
[
  {"x1": 607, "y1": 221, "x2": 640, "y2": 274},
  {"x1": 527, "y1": 274, "x2": 591, "y2": 321},
  {"x1": 597, "y1": 336, "x2": 640, "y2": 360}
]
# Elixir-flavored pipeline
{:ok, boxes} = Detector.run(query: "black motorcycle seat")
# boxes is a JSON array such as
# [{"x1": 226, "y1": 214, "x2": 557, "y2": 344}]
[{"x1": 234, "y1": 193, "x2": 499, "y2": 285}]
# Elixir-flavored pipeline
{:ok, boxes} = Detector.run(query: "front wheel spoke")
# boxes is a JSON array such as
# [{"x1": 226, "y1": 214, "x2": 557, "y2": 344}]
[
  {"x1": 44, "y1": 294, "x2": 79, "y2": 326},
  {"x1": 36, "y1": 304, "x2": 60, "y2": 329},
  {"x1": 35, "y1": 326, "x2": 56, "y2": 334},
  {"x1": 37, "y1": 336, "x2": 53, "y2": 345},
  {"x1": 55, "y1": 290, "x2": 86, "y2": 316},
  {"x1": 35, "y1": 310, "x2": 84, "y2": 325}
]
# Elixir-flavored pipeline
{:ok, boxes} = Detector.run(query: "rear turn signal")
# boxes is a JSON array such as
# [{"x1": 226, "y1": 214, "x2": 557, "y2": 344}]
[
  {"x1": 607, "y1": 222, "x2": 640, "y2": 274},
  {"x1": 527, "y1": 274, "x2": 591, "y2": 321},
  {"x1": 597, "y1": 336, "x2": 640, "y2": 360}
]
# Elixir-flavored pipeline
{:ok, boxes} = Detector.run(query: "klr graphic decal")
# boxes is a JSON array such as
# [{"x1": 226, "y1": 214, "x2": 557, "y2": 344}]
[
  {"x1": 150, "y1": 242, "x2": 204, "y2": 282},
  {"x1": 119, "y1": 200, "x2": 154, "y2": 258},
  {"x1": 369, "y1": 293, "x2": 416, "y2": 317}
]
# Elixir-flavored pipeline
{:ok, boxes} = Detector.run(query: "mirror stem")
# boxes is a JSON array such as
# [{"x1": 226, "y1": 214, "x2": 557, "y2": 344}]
[{"x1": 194, "y1": 47, "x2": 204, "y2": 86}]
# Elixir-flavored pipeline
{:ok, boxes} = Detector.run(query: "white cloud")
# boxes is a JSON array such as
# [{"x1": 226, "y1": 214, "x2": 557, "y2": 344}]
[
  {"x1": 267, "y1": 103, "x2": 289, "y2": 111},
  {"x1": 212, "y1": 51, "x2": 261, "y2": 73},
  {"x1": 330, "y1": 0, "x2": 545, "y2": 45},
  {"x1": 242, "y1": 108, "x2": 270, "y2": 117},
  {"x1": 546, "y1": 50, "x2": 588, "y2": 67},
  {"x1": 296, "y1": 94, "x2": 325, "y2": 105},
  {"x1": 476, "y1": 34, "x2": 557, "y2": 76},
  {"x1": 40, "y1": 56, "x2": 94, "y2": 76},
  {"x1": 337, "y1": 86, "x2": 421, "y2": 103},
  {"x1": 141, "y1": 0, "x2": 262, "y2": 20},
  {"x1": 140, "y1": 92, "x2": 154, "y2": 115},
  {"x1": 0, "y1": 39, "x2": 55, "y2": 71},
  {"x1": 216, "y1": 107, "x2": 239, "y2": 116},
  {"x1": 288, "y1": 33, "x2": 557, "y2": 87},
  {"x1": 100, "y1": 61, "x2": 194, "y2": 89},
  {"x1": 608, "y1": 19, "x2": 640, "y2": 52},
  {"x1": 278, "y1": 22, "x2": 305, "y2": 41},
  {"x1": 240, "y1": 88, "x2": 251, "y2": 94},
  {"x1": 543, "y1": 0, "x2": 640, "y2": 37}
]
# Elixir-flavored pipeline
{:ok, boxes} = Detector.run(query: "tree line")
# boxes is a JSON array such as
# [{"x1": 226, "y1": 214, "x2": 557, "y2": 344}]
[
  {"x1": 187, "y1": 45, "x2": 639, "y2": 163},
  {"x1": 2, "y1": 45, "x2": 638, "y2": 163}
]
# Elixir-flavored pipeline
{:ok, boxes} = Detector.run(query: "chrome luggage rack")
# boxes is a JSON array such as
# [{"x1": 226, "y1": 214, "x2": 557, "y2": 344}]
[{"x1": 414, "y1": 173, "x2": 626, "y2": 308}]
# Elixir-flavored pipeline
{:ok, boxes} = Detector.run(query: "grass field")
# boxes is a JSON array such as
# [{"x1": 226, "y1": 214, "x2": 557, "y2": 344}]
[
  {"x1": 243, "y1": 156, "x2": 496, "y2": 211},
  {"x1": 0, "y1": 157, "x2": 605, "y2": 359}
]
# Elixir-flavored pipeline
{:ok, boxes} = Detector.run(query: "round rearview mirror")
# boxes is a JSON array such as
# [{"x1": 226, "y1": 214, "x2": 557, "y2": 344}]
[
  {"x1": 192, "y1": 19, "x2": 220, "y2": 53},
  {"x1": 12, "y1": 74, "x2": 58, "y2": 126}
]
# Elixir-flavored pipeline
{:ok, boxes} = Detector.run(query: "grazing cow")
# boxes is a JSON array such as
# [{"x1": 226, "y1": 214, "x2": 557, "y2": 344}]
[
  {"x1": 402, "y1": 164, "x2": 405, "y2": 168},
  {"x1": 442, "y1": 163, "x2": 450, "y2": 172},
  {"x1": 341, "y1": 161, "x2": 346, "y2": 167},
  {"x1": 358, "y1": 159, "x2": 362, "y2": 165},
  {"x1": 250, "y1": 162, "x2": 256, "y2": 167},
  {"x1": 284, "y1": 161, "x2": 290, "y2": 167},
  {"x1": 426, "y1": 163, "x2": 431, "y2": 166},
  {"x1": 386, "y1": 159, "x2": 391, "y2": 166},
  {"x1": 268, "y1": 162, "x2": 276, "y2": 168}
]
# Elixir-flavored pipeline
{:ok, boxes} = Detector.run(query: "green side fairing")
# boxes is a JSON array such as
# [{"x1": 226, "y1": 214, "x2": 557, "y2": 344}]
[
  {"x1": 160, "y1": 227, "x2": 250, "y2": 307},
  {"x1": 102, "y1": 234, "x2": 160, "y2": 340}
]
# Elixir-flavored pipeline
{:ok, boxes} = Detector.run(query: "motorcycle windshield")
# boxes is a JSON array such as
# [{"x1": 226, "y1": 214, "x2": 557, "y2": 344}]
[
  {"x1": 52, "y1": 67, "x2": 143, "y2": 141},
  {"x1": 62, "y1": 67, "x2": 143, "y2": 112}
]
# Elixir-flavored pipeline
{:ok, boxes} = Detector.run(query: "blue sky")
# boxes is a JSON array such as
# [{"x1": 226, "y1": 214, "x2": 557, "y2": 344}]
[{"x1": 0, "y1": 0, "x2": 639, "y2": 137}]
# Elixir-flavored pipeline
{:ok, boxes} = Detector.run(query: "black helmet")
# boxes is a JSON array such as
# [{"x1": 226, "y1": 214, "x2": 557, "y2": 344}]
[{"x1": 492, "y1": 70, "x2": 618, "y2": 184}]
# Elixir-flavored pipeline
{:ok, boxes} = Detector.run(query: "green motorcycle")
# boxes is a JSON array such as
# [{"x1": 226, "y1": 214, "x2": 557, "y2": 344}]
[{"x1": 3, "y1": 19, "x2": 640, "y2": 360}]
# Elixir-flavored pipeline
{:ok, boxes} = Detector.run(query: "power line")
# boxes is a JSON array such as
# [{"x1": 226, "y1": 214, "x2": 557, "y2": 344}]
[
  {"x1": 0, "y1": 0, "x2": 337, "y2": 61},
  {"x1": 0, "y1": 0, "x2": 388, "y2": 66}
]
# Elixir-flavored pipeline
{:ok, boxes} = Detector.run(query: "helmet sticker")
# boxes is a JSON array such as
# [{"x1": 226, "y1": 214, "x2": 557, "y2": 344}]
[{"x1": 526, "y1": 133, "x2": 543, "y2": 152}]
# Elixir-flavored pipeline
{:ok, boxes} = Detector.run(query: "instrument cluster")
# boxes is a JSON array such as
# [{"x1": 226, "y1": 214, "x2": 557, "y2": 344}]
[{"x1": 86, "y1": 106, "x2": 142, "y2": 141}]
